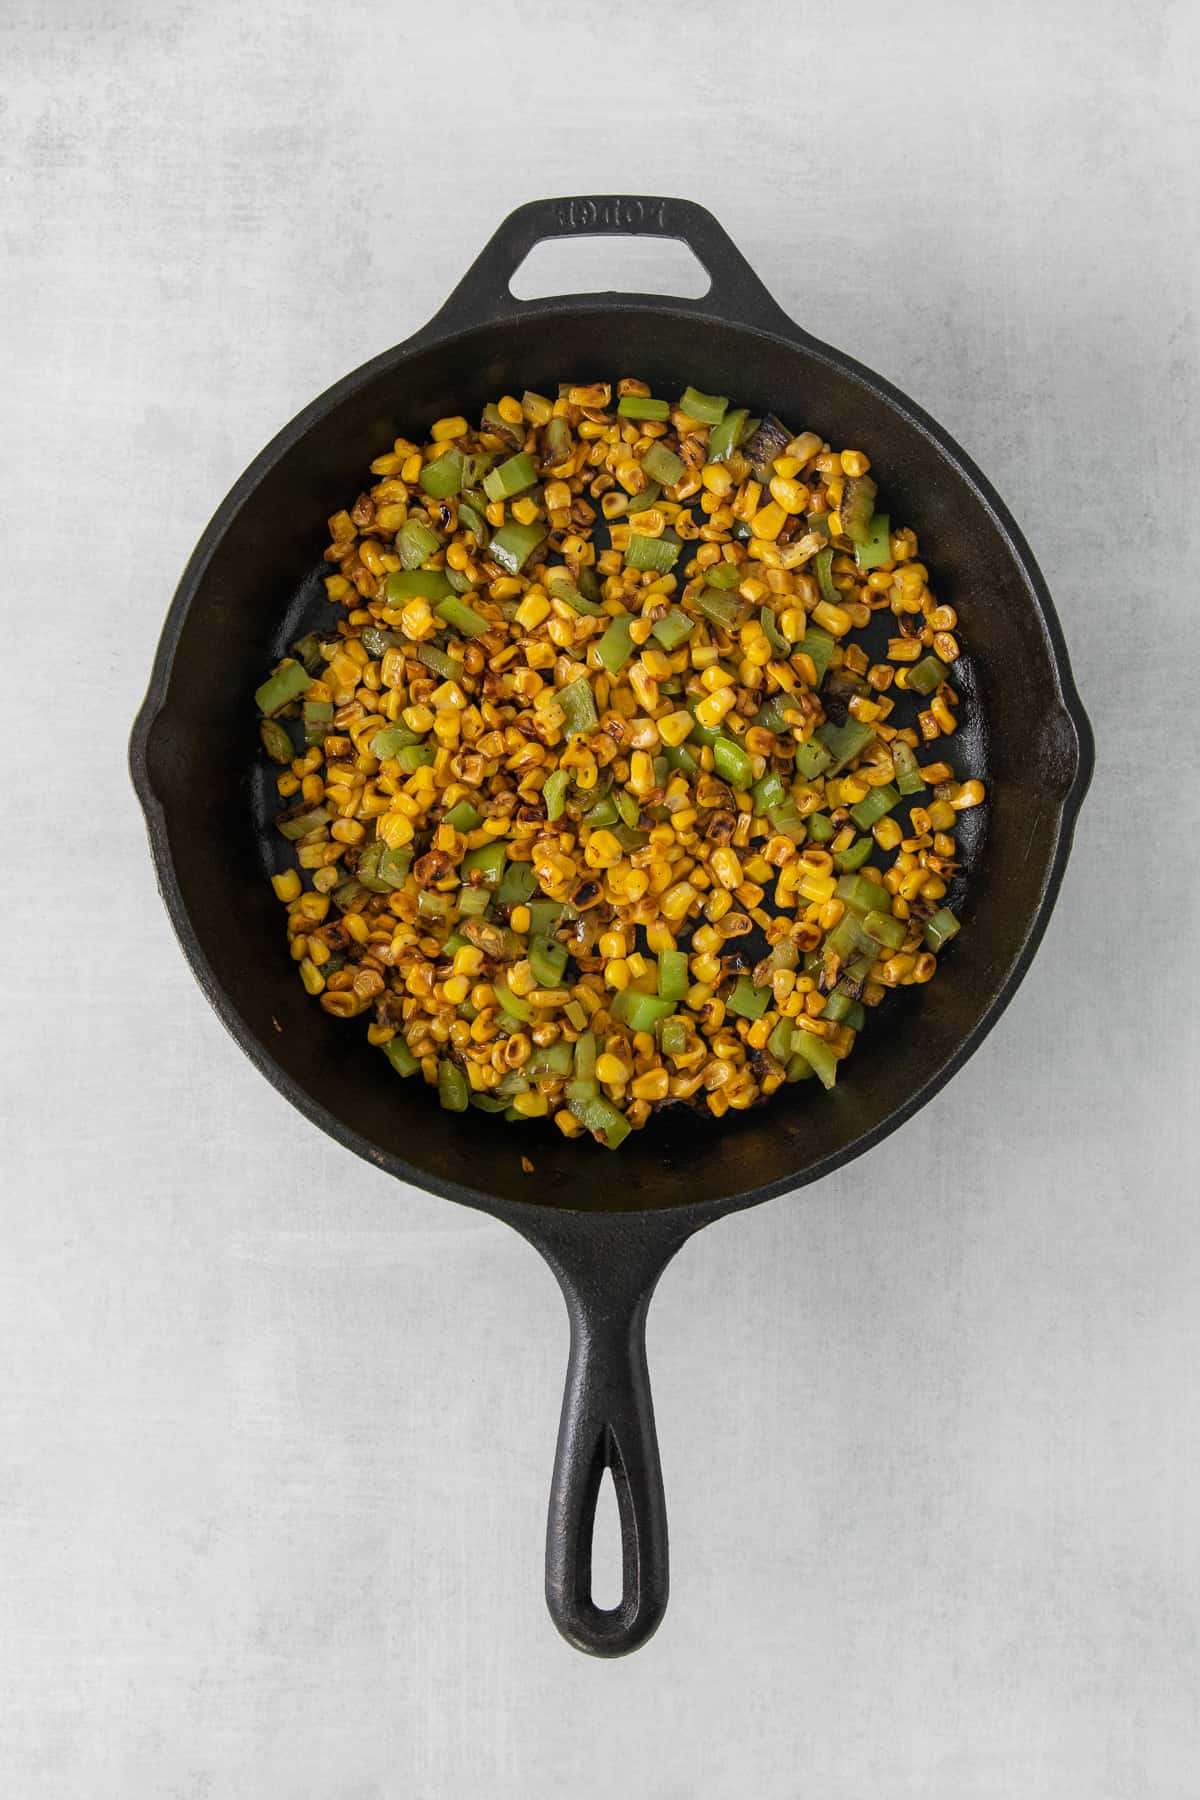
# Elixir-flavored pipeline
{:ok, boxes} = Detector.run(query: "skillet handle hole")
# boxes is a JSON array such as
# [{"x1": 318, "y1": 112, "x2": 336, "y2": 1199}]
[
  {"x1": 508, "y1": 236, "x2": 711, "y2": 303},
  {"x1": 588, "y1": 1459, "x2": 624, "y2": 1612}
]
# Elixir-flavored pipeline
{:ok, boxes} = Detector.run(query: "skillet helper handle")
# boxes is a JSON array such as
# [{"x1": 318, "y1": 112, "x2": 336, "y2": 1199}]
[
  {"x1": 520, "y1": 1210, "x2": 694, "y2": 1656},
  {"x1": 426, "y1": 194, "x2": 794, "y2": 336}
]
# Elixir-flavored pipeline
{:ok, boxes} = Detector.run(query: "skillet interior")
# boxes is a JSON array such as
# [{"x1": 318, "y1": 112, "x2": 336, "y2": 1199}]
[{"x1": 136, "y1": 305, "x2": 1084, "y2": 1214}]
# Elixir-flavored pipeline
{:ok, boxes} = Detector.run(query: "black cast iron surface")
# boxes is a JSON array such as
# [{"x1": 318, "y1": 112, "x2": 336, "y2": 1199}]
[{"x1": 131, "y1": 195, "x2": 1093, "y2": 1655}]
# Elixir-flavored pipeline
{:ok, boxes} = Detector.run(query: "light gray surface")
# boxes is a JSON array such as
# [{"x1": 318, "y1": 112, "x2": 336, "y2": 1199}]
[{"x1": 2, "y1": 1, "x2": 1198, "y2": 1794}]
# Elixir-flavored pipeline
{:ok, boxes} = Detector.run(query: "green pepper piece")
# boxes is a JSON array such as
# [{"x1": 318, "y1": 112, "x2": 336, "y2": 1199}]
[
  {"x1": 751, "y1": 771, "x2": 787, "y2": 814},
  {"x1": 657, "y1": 950, "x2": 689, "y2": 1003},
  {"x1": 470, "y1": 1093, "x2": 509, "y2": 1113},
  {"x1": 924, "y1": 907, "x2": 961, "y2": 951},
  {"x1": 527, "y1": 899, "x2": 564, "y2": 937},
  {"x1": 664, "y1": 742, "x2": 698, "y2": 776},
  {"x1": 494, "y1": 860, "x2": 537, "y2": 908},
  {"x1": 573, "y1": 1030, "x2": 597, "y2": 1081},
  {"x1": 418, "y1": 448, "x2": 464, "y2": 499},
  {"x1": 489, "y1": 521, "x2": 545, "y2": 575},
  {"x1": 907, "y1": 654, "x2": 949, "y2": 696},
  {"x1": 385, "y1": 568, "x2": 453, "y2": 603},
  {"x1": 416, "y1": 643, "x2": 464, "y2": 682},
  {"x1": 712, "y1": 736, "x2": 754, "y2": 790},
  {"x1": 494, "y1": 976, "x2": 534, "y2": 1023},
  {"x1": 832, "y1": 836, "x2": 873, "y2": 873},
  {"x1": 382, "y1": 1036, "x2": 420, "y2": 1077},
  {"x1": 760, "y1": 606, "x2": 789, "y2": 656},
  {"x1": 806, "y1": 812, "x2": 834, "y2": 842},
  {"x1": 855, "y1": 513, "x2": 891, "y2": 570},
  {"x1": 823, "y1": 992, "x2": 865, "y2": 1030},
  {"x1": 625, "y1": 482, "x2": 661, "y2": 516},
  {"x1": 542, "y1": 769, "x2": 570, "y2": 821},
  {"x1": 816, "y1": 719, "x2": 875, "y2": 772},
  {"x1": 679, "y1": 385, "x2": 728, "y2": 425},
  {"x1": 355, "y1": 841, "x2": 390, "y2": 893},
  {"x1": 815, "y1": 546, "x2": 840, "y2": 609},
  {"x1": 461, "y1": 841, "x2": 507, "y2": 887},
  {"x1": 625, "y1": 532, "x2": 680, "y2": 574},
  {"x1": 849, "y1": 783, "x2": 901, "y2": 831},
  {"x1": 891, "y1": 739, "x2": 925, "y2": 796},
  {"x1": 370, "y1": 723, "x2": 420, "y2": 759},
  {"x1": 707, "y1": 407, "x2": 749, "y2": 463},
  {"x1": 444, "y1": 800, "x2": 483, "y2": 832},
  {"x1": 806, "y1": 511, "x2": 832, "y2": 539},
  {"x1": 559, "y1": 676, "x2": 598, "y2": 738},
  {"x1": 836, "y1": 873, "x2": 892, "y2": 915},
  {"x1": 395, "y1": 518, "x2": 441, "y2": 568},
  {"x1": 728, "y1": 976, "x2": 771, "y2": 1021},
  {"x1": 862, "y1": 910, "x2": 907, "y2": 950},
  {"x1": 435, "y1": 595, "x2": 491, "y2": 637},
  {"x1": 255, "y1": 658, "x2": 310, "y2": 716},
  {"x1": 359, "y1": 625, "x2": 403, "y2": 658},
  {"x1": 583, "y1": 794, "x2": 619, "y2": 829},
  {"x1": 650, "y1": 607, "x2": 696, "y2": 650},
  {"x1": 703, "y1": 560, "x2": 743, "y2": 589},
  {"x1": 641, "y1": 442, "x2": 685, "y2": 487},
  {"x1": 437, "y1": 1059, "x2": 469, "y2": 1111},
  {"x1": 483, "y1": 451, "x2": 537, "y2": 503},
  {"x1": 790, "y1": 1030, "x2": 839, "y2": 1089},
  {"x1": 610, "y1": 989, "x2": 675, "y2": 1033},
  {"x1": 755, "y1": 696, "x2": 795, "y2": 736},
  {"x1": 840, "y1": 474, "x2": 878, "y2": 545},
  {"x1": 546, "y1": 570, "x2": 605, "y2": 616},
  {"x1": 417, "y1": 890, "x2": 453, "y2": 921},
  {"x1": 528, "y1": 1041, "x2": 574, "y2": 1078},
  {"x1": 278, "y1": 806, "x2": 332, "y2": 838},
  {"x1": 568, "y1": 1093, "x2": 631, "y2": 1149},
  {"x1": 695, "y1": 586, "x2": 748, "y2": 630},
  {"x1": 768, "y1": 801, "x2": 807, "y2": 842},
  {"x1": 259, "y1": 718, "x2": 293, "y2": 763},
  {"x1": 457, "y1": 499, "x2": 489, "y2": 548},
  {"x1": 617, "y1": 394, "x2": 670, "y2": 420},
  {"x1": 456, "y1": 884, "x2": 490, "y2": 917},
  {"x1": 597, "y1": 614, "x2": 636, "y2": 674},
  {"x1": 396, "y1": 744, "x2": 435, "y2": 773},
  {"x1": 659, "y1": 1016, "x2": 689, "y2": 1058},
  {"x1": 529, "y1": 935, "x2": 568, "y2": 988},
  {"x1": 801, "y1": 627, "x2": 836, "y2": 686},
  {"x1": 378, "y1": 846, "x2": 413, "y2": 889},
  {"x1": 291, "y1": 632, "x2": 324, "y2": 674}
]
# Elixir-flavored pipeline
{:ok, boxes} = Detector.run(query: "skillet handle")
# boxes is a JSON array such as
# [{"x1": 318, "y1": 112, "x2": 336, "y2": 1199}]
[
  {"x1": 515, "y1": 1209, "x2": 697, "y2": 1656},
  {"x1": 424, "y1": 194, "x2": 796, "y2": 337}
]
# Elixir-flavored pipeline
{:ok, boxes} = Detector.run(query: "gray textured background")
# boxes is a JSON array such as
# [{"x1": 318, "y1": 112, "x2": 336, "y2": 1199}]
[{"x1": 3, "y1": 2, "x2": 1198, "y2": 1795}]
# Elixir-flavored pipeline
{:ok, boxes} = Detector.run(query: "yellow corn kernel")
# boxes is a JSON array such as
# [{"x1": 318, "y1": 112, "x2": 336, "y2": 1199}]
[
  {"x1": 628, "y1": 751, "x2": 656, "y2": 796},
  {"x1": 930, "y1": 695, "x2": 957, "y2": 734},
  {"x1": 515, "y1": 592, "x2": 550, "y2": 630},
  {"x1": 400, "y1": 598, "x2": 434, "y2": 640},
  {"x1": 431, "y1": 415, "x2": 468, "y2": 441},
  {"x1": 951, "y1": 778, "x2": 986, "y2": 810},
  {"x1": 927, "y1": 799, "x2": 956, "y2": 831},
  {"x1": 511, "y1": 1090, "x2": 549, "y2": 1118},
  {"x1": 585, "y1": 829, "x2": 623, "y2": 869},
  {"x1": 812, "y1": 599, "x2": 852, "y2": 636},
  {"x1": 631, "y1": 1068, "x2": 670, "y2": 1103},
  {"x1": 768, "y1": 475, "x2": 808, "y2": 514},
  {"x1": 797, "y1": 870, "x2": 836, "y2": 904},
  {"x1": 873, "y1": 817, "x2": 903, "y2": 852},
  {"x1": 378, "y1": 812, "x2": 414, "y2": 849},
  {"x1": 749, "y1": 500, "x2": 787, "y2": 541},
  {"x1": 661, "y1": 880, "x2": 698, "y2": 922},
  {"x1": 271, "y1": 869, "x2": 302, "y2": 904},
  {"x1": 694, "y1": 688, "x2": 736, "y2": 729},
  {"x1": 452, "y1": 945, "x2": 484, "y2": 979},
  {"x1": 442, "y1": 974, "x2": 470, "y2": 1005},
  {"x1": 710, "y1": 847, "x2": 744, "y2": 890},
  {"x1": 511, "y1": 495, "x2": 540, "y2": 527},
  {"x1": 298, "y1": 957, "x2": 325, "y2": 996},
  {"x1": 840, "y1": 449, "x2": 870, "y2": 477},
  {"x1": 596, "y1": 1053, "x2": 631, "y2": 1086}
]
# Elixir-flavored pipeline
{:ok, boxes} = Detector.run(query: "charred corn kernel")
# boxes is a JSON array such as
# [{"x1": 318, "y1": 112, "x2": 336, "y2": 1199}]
[
  {"x1": 933, "y1": 631, "x2": 960, "y2": 662},
  {"x1": 596, "y1": 1053, "x2": 631, "y2": 1086},
  {"x1": 951, "y1": 778, "x2": 985, "y2": 810},
  {"x1": 585, "y1": 829, "x2": 623, "y2": 869},
  {"x1": 272, "y1": 870, "x2": 302, "y2": 903},
  {"x1": 887, "y1": 637, "x2": 922, "y2": 661},
  {"x1": 873, "y1": 817, "x2": 903, "y2": 852}
]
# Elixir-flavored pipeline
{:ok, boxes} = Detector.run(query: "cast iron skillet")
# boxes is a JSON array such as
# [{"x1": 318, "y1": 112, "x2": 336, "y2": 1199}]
[{"x1": 130, "y1": 195, "x2": 1093, "y2": 1657}]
